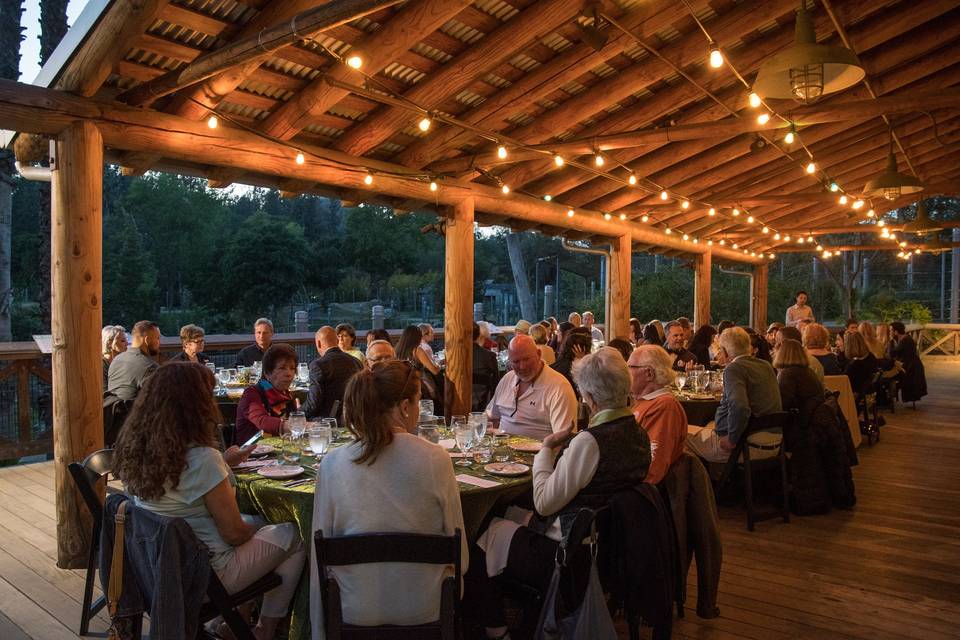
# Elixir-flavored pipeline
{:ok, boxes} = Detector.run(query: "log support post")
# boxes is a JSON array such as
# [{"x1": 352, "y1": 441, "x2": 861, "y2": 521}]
[
  {"x1": 51, "y1": 121, "x2": 104, "y2": 568},
  {"x1": 607, "y1": 233, "x2": 632, "y2": 340},
  {"x1": 752, "y1": 263, "x2": 769, "y2": 332},
  {"x1": 694, "y1": 251, "x2": 712, "y2": 329},
  {"x1": 444, "y1": 197, "x2": 474, "y2": 418}
]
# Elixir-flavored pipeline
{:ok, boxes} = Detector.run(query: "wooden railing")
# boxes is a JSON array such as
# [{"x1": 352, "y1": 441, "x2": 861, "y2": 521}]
[{"x1": 907, "y1": 323, "x2": 960, "y2": 356}]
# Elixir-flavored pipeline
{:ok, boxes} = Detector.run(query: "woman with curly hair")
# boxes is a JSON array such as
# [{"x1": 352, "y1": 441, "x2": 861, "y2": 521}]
[{"x1": 113, "y1": 362, "x2": 305, "y2": 640}]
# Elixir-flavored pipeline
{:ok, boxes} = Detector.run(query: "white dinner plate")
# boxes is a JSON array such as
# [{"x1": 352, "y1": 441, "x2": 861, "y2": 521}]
[
  {"x1": 484, "y1": 462, "x2": 530, "y2": 477},
  {"x1": 510, "y1": 441, "x2": 541, "y2": 453},
  {"x1": 250, "y1": 444, "x2": 275, "y2": 456},
  {"x1": 257, "y1": 465, "x2": 303, "y2": 479}
]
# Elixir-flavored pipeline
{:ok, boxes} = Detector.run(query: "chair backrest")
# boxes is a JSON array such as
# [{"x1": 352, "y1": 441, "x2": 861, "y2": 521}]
[
  {"x1": 327, "y1": 399, "x2": 340, "y2": 421},
  {"x1": 68, "y1": 448, "x2": 114, "y2": 523},
  {"x1": 744, "y1": 411, "x2": 791, "y2": 436}
]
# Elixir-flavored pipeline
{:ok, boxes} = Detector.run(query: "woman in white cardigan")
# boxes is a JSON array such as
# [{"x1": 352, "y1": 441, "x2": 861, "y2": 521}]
[{"x1": 310, "y1": 360, "x2": 468, "y2": 639}]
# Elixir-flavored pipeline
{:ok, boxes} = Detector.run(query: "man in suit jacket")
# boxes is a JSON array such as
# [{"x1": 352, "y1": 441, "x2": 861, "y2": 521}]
[
  {"x1": 472, "y1": 322, "x2": 499, "y2": 411},
  {"x1": 686, "y1": 327, "x2": 782, "y2": 463},
  {"x1": 303, "y1": 326, "x2": 362, "y2": 422}
]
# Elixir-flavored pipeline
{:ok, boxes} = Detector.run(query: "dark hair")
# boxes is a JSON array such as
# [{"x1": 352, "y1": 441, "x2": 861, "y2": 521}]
[
  {"x1": 845, "y1": 317, "x2": 858, "y2": 328},
  {"x1": 779, "y1": 326, "x2": 802, "y2": 343},
  {"x1": 751, "y1": 333, "x2": 772, "y2": 362},
  {"x1": 343, "y1": 360, "x2": 421, "y2": 465},
  {"x1": 539, "y1": 320, "x2": 551, "y2": 329},
  {"x1": 395, "y1": 325, "x2": 424, "y2": 362},
  {"x1": 559, "y1": 332, "x2": 593, "y2": 361},
  {"x1": 473, "y1": 322, "x2": 481, "y2": 341},
  {"x1": 629, "y1": 318, "x2": 643, "y2": 341},
  {"x1": 262, "y1": 343, "x2": 298, "y2": 375},
  {"x1": 717, "y1": 320, "x2": 735, "y2": 334},
  {"x1": 890, "y1": 321, "x2": 906, "y2": 334},
  {"x1": 557, "y1": 321, "x2": 574, "y2": 334},
  {"x1": 335, "y1": 323, "x2": 356, "y2": 339},
  {"x1": 607, "y1": 338, "x2": 633, "y2": 361},
  {"x1": 690, "y1": 324, "x2": 717, "y2": 352},
  {"x1": 797, "y1": 290, "x2": 808, "y2": 297},
  {"x1": 132, "y1": 320, "x2": 158, "y2": 338},
  {"x1": 569, "y1": 325, "x2": 592, "y2": 336},
  {"x1": 366, "y1": 328, "x2": 390, "y2": 342},
  {"x1": 642, "y1": 323, "x2": 661, "y2": 345},
  {"x1": 113, "y1": 363, "x2": 221, "y2": 501}
]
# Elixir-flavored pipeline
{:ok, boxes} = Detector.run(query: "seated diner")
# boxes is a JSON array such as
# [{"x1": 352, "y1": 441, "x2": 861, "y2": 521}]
[
  {"x1": 234, "y1": 343, "x2": 299, "y2": 445},
  {"x1": 169, "y1": 323, "x2": 210, "y2": 364}
]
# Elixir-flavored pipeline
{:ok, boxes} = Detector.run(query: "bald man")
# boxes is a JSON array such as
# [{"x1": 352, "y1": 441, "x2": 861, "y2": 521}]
[
  {"x1": 365, "y1": 339, "x2": 396, "y2": 368},
  {"x1": 486, "y1": 334, "x2": 578, "y2": 441},
  {"x1": 303, "y1": 325, "x2": 362, "y2": 422}
]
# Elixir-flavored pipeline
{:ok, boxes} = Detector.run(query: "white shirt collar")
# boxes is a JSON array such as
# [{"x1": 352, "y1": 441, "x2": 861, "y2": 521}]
[{"x1": 641, "y1": 387, "x2": 671, "y2": 400}]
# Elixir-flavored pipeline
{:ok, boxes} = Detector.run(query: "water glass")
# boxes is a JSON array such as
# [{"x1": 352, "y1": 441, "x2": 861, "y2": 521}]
[
  {"x1": 469, "y1": 412, "x2": 488, "y2": 440},
  {"x1": 281, "y1": 434, "x2": 301, "y2": 465},
  {"x1": 419, "y1": 399, "x2": 434, "y2": 417},
  {"x1": 297, "y1": 363, "x2": 309, "y2": 384},
  {"x1": 308, "y1": 425, "x2": 331, "y2": 459},
  {"x1": 676, "y1": 374, "x2": 687, "y2": 394},
  {"x1": 226, "y1": 368, "x2": 237, "y2": 384},
  {"x1": 205, "y1": 362, "x2": 216, "y2": 375},
  {"x1": 253, "y1": 361, "x2": 262, "y2": 376},
  {"x1": 417, "y1": 423, "x2": 440, "y2": 444},
  {"x1": 472, "y1": 436, "x2": 493, "y2": 464},
  {"x1": 321, "y1": 417, "x2": 340, "y2": 441},
  {"x1": 453, "y1": 422, "x2": 474, "y2": 467},
  {"x1": 288, "y1": 411, "x2": 307, "y2": 440}
]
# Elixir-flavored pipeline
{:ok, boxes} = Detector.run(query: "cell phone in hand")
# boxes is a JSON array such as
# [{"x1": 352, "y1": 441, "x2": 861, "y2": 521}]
[{"x1": 242, "y1": 430, "x2": 264, "y2": 448}]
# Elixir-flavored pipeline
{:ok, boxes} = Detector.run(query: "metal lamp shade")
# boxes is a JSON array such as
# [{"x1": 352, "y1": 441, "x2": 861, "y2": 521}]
[
  {"x1": 752, "y1": 5, "x2": 864, "y2": 104},
  {"x1": 863, "y1": 151, "x2": 924, "y2": 201},
  {"x1": 900, "y1": 198, "x2": 943, "y2": 235}
]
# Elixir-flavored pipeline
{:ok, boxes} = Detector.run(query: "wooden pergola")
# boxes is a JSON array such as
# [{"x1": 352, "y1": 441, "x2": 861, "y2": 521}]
[{"x1": 3, "y1": 0, "x2": 960, "y2": 567}]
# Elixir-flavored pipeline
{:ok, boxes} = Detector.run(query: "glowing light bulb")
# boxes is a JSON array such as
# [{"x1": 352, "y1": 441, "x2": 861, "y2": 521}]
[
  {"x1": 683, "y1": 233, "x2": 689, "y2": 241},
  {"x1": 914, "y1": 248, "x2": 921, "y2": 254},
  {"x1": 889, "y1": 233, "x2": 897, "y2": 240},
  {"x1": 853, "y1": 199, "x2": 864, "y2": 209},
  {"x1": 641, "y1": 214, "x2": 649, "y2": 223},
  {"x1": 708, "y1": 207, "x2": 716, "y2": 216},
  {"x1": 867, "y1": 209, "x2": 875, "y2": 218},
  {"x1": 899, "y1": 241, "x2": 907, "y2": 247},
  {"x1": 554, "y1": 154, "x2": 564, "y2": 167},
  {"x1": 748, "y1": 92, "x2": 762, "y2": 108},
  {"x1": 732, "y1": 208, "x2": 740, "y2": 216},
  {"x1": 543, "y1": 194, "x2": 552, "y2": 201},
  {"x1": 708, "y1": 240, "x2": 714, "y2": 246},
  {"x1": 346, "y1": 54, "x2": 363, "y2": 69},
  {"x1": 797, "y1": 237, "x2": 804, "y2": 244},
  {"x1": 567, "y1": 209, "x2": 575, "y2": 217},
  {"x1": 693, "y1": 238, "x2": 699, "y2": 244},
  {"x1": 709, "y1": 44, "x2": 723, "y2": 68},
  {"x1": 743, "y1": 249, "x2": 749, "y2": 254},
  {"x1": 838, "y1": 195, "x2": 848, "y2": 205},
  {"x1": 594, "y1": 153, "x2": 605, "y2": 167},
  {"x1": 757, "y1": 113, "x2": 770, "y2": 125},
  {"x1": 784, "y1": 130, "x2": 795, "y2": 144},
  {"x1": 769, "y1": 253, "x2": 775, "y2": 259},
  {"x1": 628, "y1": 174, "x2": 637, "y2": 185},
  {"x1": 751, "y1": 251, "x2": 757, "y2": 256},
  {"x1": 501, "y1": 184, "x2": 510, "y2": 194},
  {"x1": 363, "y1": 173, "x2": 373, "y2": 185},
  {"x1": 784, "y1": 235, "x2": 791, "y2": 242},
  {"x1": 665, "y1": 228, "x2": 672, "y2": 235},
  {"x1": 762, "y1": 226, "x2": 769, "y2": 234},
  {"x1": 806, "y1": 162, "x2": 816, "y2": 174},
  {"x1": 747, "y1": 215, "x2": 755, "y2": 223},
  {"x1": 774, "y1": 233, "x2": 781, "y2": 240},
  {"x1": 719, "y1": 239, "x2": 726, "y2": 245},
  {"x1": 497, "y1": 145, "x2": 507, "y2": 159},
  {"x1": 429, "y1": 181, "x2": 438, "y2": 191},
  {"x1": 660, "y1": 190, "x2": 669, "y2": 200},
  {"x1": 830, "y1": 182, "x2": 839, "y2": 192},
  {"x1": 807, "y1": 236, "x2": 814, "y2": 243},
  {"x1": 295, "y1": 151, "x2": 305, "y2": 165},
  {"x1": 619, "y1": 213, "x2": 627, "y2": 221},
  {"x1": 733, "y1": 243, "x2": 739, "y2": 249},
  {"x1": 681, "y1": 200, "x2": 690, "y2": 210},
  {"x1": 878, "y1": 220, "x2": 886, "y2": 227},
  {"x1": 206, "y1": 115, "x2": 218, "y2": 129},
  {"x1": 604, "y1": 213, "x2": 612, "y2": 220},
  {"x1": 816, "y1": 244, "x2": 823, "y2": 251},
  {"x1": 418, "y1": 117, "x2": 431, "y2": 132}
]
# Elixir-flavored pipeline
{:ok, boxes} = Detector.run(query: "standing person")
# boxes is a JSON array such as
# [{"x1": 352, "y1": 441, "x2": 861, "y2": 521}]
[
  {"x1": 663, "y1": 321, "x2": 696, "y2": 371},
  {"x1": 335, "y1": 323, "x2": 365, "y2": 363},
  {"x1": 113, "y1": 363, "x2": 305, "y2": 640},
  {"x1": 417, "y1": 323, "x2": 436, "y2": 362},
  {"x1": 235, "y1": 318, "x2": 274, "y2": 368},
  {"x1": 235, "y1": 344, "x2": 299, "y2": 445},
  {"x1": 303, "y1": 326, "x2": 362, "y2": 422},
  {"x1": 169, "y1": 324, "x2": 210, "y2": 364},
  {"x1": 487, "y1": 335, "x2": 578, "y2": 441},
  {"x1": 396, "y1": 325, "x2": 442, "y2": 411},
  {"x1": 107, "y1": 320, "x2": 160, "y2": 403},
  {"x1": 102, "y1": 325, "x2": 128, "y2": 385},
  {"x1": 629, "y1": 345, "x2": 688, "y2": 484},
  {"x1": 785, "y1": 291, "x2": 815, "y2": 328},
  {"x1": 582, "y1": 311, "x2": 604, "y2": 342}
]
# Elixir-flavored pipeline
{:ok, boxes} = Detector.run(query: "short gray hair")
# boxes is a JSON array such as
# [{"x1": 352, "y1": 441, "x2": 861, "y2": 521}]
[
  {"x1": 529, "y1": 323, "x2": 548, "y2": 345},
  {"x1": 719, "y1": 326, "x2": 751, "y2": 359},
  {"x1": 101, "y1": 325, "x2": 125, "y2": 357},
  {"x1": 630, "y1": 345, "x2": 675, "y2": 387},
  {"x1": 254, "y1": 317, "x2": 274, "y2": 330},
  {"x1": 572, "y1": 347, "x2": 631, "y2": 410}
]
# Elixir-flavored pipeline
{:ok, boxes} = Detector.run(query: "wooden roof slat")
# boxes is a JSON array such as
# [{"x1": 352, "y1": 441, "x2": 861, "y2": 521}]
[
  {"x1": 157, "y1": 3, "x2": 233, "y2": 39},
  {"x1": 333, "y1": 0, "x2": 585, "y2": 157}
]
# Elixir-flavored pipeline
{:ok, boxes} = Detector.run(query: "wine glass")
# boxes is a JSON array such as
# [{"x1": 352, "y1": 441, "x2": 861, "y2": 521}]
[
  {"x1": 419, "y1": 399, "x2": 434, "y2": 417},
  {"x1": 470, "y1": 411, "x2": 488, "y2": 441},
  {"x1": 417, "y1": 420, "x2": 440, "y2": 444},
  {"x1": 676, "y1": 373, "x2": 687, "y2": 395},
  {"x1": 297, "y1": 363, "x2": 309, "y2": 384},
  {"x1": 308, "y1": 425, "x2": 331, "y2": 462},
  {"x1": 217, "y1": 368, "x2": 231, "y2": 391},
  {"x1": 321, "y1": 417, "x2": 340, "y2": 442},
  {"x1": 453, "y1": 421, "x2": 474, "y2": 467},
  {"x1": 281, "y1": 434, "x2": 301, "y2": 465},
  {"x1": 288, "y1": 411, "x2": 307, "y2": 441}
]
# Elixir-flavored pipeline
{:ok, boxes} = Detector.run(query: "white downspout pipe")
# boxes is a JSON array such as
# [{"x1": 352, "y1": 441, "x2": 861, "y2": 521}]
[{"x1": 15, "y1": 161, "x2": 52, "y2": 182}]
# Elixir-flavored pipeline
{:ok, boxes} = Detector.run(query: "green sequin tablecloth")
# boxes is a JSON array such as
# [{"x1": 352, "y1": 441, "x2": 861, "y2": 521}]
[{"x1": 234, "y1": 435, "x2": 536, "y2": 640}]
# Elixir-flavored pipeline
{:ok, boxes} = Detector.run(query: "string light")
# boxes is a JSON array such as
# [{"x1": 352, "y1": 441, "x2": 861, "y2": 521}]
[
  {"x1": 877, "y1": 220, "x2": 886, "y2": 227},
  {"x1": 497, "y1": 145, "x2": 507, "y2": 159},
  {"x1": 768, "y1": 253, "x2": 775, "y2": 259},
  {"x1": 567, "y1": 209, "x2": 575, "y2": 217},
  {"x1": 418, "y1": 116, "x2": 432, "y2": 132},
  {"x1": 762, "y1": 226, "x2": 769, "y2": 234},
  {"x1": 693, "y1": 238, "x2": 699, "y2": 244},
  {"x1": 660, "y1": 190, "x2": 669, "y2": 200},
  {"x1": 501, "y1": 184, "x2": 510, "y2": 194},
  {"x1": 429, "y1": 181, "x2": 438, "y2": 191},
  {"x1": 665, "y1": 227, "x2": 672, "y2": 234},
  {"x1": 295, "y1": 151, "x2": 305, "y2": 165},
  {"x1": 757, "y1": 113, "x2": 770, "y2": 125},
  {"x1": 604, "y1": 212, "x2": 612, "y2": 220},
  {"x1": 816, "y1": 244, "x2": 823, "y2": 251},
  {"x1": 719, "y1": 239, "x2": 726, "y2": 245},
  {"x1": 683, "y1": 233, "x2": 690, "y2": 241},
  {"x1": 206, "y1": 115, "x2": 218, "y2": 129},
  {"x1": 594, "y1": 153, "x2": 605, "y2": 167},
  {"x1": 627, "y1": 174, "x2": 638, "y2": 185},
  {"x1": 363, "y1": 172, "x2": 373, "y2": 185},
  {"x1": 829, "y1": 182, "x2": 839, "y2": 192},
  {"x1": 784, "y1": 235, "x2": 791, "y2": 241},
  {"x1": 553, "y1": 154, "x2": 565, "y2": 167},
  {"x1": 914, "y1": 248, "x2": 921, "y2": 255},
  {"x1": 619, "y1": 213, "x2": 627, "y2": 221},
  {"x1": 709, "y1": 42, "x2": 724, "y2": 68},
  {"x1": 852, "y1": 200, "x2": 864, "y2": 209},
  {"x1": 774, "y1": 233, "x2": 781, "y2": 240},
  {"x1": 797, "y1": 237, "x2": 804, "y2": 244},
  {"x1": 543, "y1": 195, "x2": 552, "y2": 201},
  {"x1": 838, "y1": 195, "x2": 848, "y2": 205},
  {"x1": 708, "y1": 240, "x2": 714, "y2": 246},
  {"x1": 748, "y1": 92, "x2": 762, "y2": 108},
  {"x1": 807, "y1": 235, "x2": 814, "y2": 243},
  {"x1": 681, "y1": 200, "x2": 690, "y2": 209},
  {"x1": 708, "y1": 207, "x2": 716, "y2": 216},
  {"x1": 867, "y1": 209, "x2": 875, "y2": 217},
  {"x1": 899, "y1": 241, "x2": 907, "y2": 247},
  {"x1": 346, "y1": 54, "x2": 363, "y2": 69},
  {"x1": 732, "y1": 208, "x2": 740, "y2": 216},
  {"x1": 732, "y1": 243, "x2": 739, "y2": 249},
  {"x1": 746, "y1": 215, "x2": 755, "y2": 223},
  {"x1": 806, "y1": 161, "x2": 816, "y2": 174},
  {"x1": 784, "y1": 126, "x2": 795, "y2": 145},
  {"x1": 641, "y1": 214, "x2": 649, "y2": 223}
]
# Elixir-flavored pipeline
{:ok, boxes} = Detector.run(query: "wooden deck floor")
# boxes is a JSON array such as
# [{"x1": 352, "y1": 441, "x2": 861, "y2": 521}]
[{"x1": 1, "y1": 360, "x2": 958, "y2": 639}]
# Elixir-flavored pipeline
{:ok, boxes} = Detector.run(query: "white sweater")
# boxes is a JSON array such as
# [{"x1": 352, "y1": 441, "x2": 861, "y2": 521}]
[{"x1": 310, "y1": 432, "x2": 468, "y2": 638}]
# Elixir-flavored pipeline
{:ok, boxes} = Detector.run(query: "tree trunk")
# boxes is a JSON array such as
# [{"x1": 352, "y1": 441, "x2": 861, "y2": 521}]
[
  {"x1": 505, "y1": 232, "x2": 535, "y2": 322},
  {"x1": 0, "y1": 0, "x2": 24, "y2": 341},
  {"x1": 841, "y1": 252, "x2": 852, "y2": 320}
]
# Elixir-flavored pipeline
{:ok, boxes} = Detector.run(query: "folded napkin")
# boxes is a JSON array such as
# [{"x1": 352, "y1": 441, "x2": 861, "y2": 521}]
[{"x1": 455, "y1": 474, "x2": 500, "y2": 488}]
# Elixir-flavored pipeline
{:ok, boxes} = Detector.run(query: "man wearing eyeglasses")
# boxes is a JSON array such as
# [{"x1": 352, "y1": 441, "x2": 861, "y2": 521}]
[{"x1": 486, "y1": 335, "x2": 578, "y2": 441}]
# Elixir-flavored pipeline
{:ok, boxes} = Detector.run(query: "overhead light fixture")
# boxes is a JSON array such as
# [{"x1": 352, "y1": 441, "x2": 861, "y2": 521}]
[
  {"x1": 627, "y1": 174, "x2": 638, "y2": 185},
  {"x1": 748, "y1": 92, "x2": 762, "y2": 108},
  {"x1": 660, "y1": 190, "x2": 669, "y2": 200},
  {"x1": 418, "y1": 116, "x2": 432, "y2": 132},
  {"x1": 900, "y1": 197, "x2": 943, "y2": 235},
  {"x1": 752, "y1": 3, "x2": 864, "y2": 104},
  {"x1": 497, "y1": 145, "x2": 508, "y2": 159},
  {"x1": 784, "y1": 125, "x2": 796, "y2": 144},
  {"x1": 554, "y1": 154, "x2": 565, "y2": 167},
  {"x1": 346, "y1": 54, "x2": 363, "y2": 69},
  {"x1": 863, "y1": 133, "x2": 924, "y2": 200},
  {"x1": 806, "y1": 161, "x2": 816, "y2": 174},
  {"x1": 757, "y1": 113, "x2": 771, "y2": 125},
  {"x1": 206, "y1": 114, "x2": 218, "y2": 129},
  {"x1": 594, "y1": 153, "x2": 605, "y2": 167},
  {"x1": 708, "y1": 207, "x2": 716, "y2": 216},
  {"x1": 709, "y1": 42, "x2": 724, "y2": 68},
  {"x1": 363, "y1": 173, "x2": 373, "y2": 185},
  {"x1": 577, "y1": 3, "x2": 609, "y2": 51}
]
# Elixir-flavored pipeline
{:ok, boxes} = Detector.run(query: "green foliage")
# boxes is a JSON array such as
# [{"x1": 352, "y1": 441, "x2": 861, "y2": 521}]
[
  {"x1": 860, "y1": 288, "x2": 932, "y2": 325},
  {"x1": 103, "y1": 205, "x2": 159, "y2": 324}
]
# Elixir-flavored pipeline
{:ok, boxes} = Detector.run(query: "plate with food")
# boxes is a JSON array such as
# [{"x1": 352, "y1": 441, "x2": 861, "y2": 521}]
[
  {"x1": 509, "y1": 441, "x2": 542, "y2": 453},
  {"x1": 250, "y1": 444, "x2": 275, "y2": 457},
  {"x1": 257, "y1": 465, "x2": 304, "y2": 479},
  {"x1": 484, "y1": 462, "x2": 530, "y2": 477}
]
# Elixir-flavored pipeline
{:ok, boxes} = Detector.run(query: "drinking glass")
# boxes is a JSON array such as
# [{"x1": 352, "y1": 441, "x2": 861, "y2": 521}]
[
  {"x1": 419, "y1": 399, "x2": 434, "y2": 417},
  {"x1": 288, "y1": 411, "x2": 307, "y2": 440},
  {"x1": 417, "y1": 422, "x2": 440, "y2": 444},
  {"x1": 321, "y1": 417, "x2": 340, "y2": 442},
  {"x1": 226, "y1": 368, "x2": 237, "y2": 384},
  {"x1": 676, "y1": 373, "x2": 687, "y2": 394},
  {"x1": 472, "y1": 436, "x2": 493, "y2": 464},
  {"x1": 453, "y1": 422, "x2": 474, "y2": 467},
  {"x1": 308, "y1": 425, "x2": 331, "y2": 460},
  {"x1": 218, "y1": 368, "x2": 231, "y2": 388},
  {"x1": 469, "y1": 412, "x2": 488, "y2": 440},
  {"x1": 205, "y1": 362, "x2": 216, "y2": 375},
  {"x1": 297, "y1": 363, "x2": 309, "y2": 384},
  {"x1": 281, "y1": 434, "x2": 301, "y2": 465}
]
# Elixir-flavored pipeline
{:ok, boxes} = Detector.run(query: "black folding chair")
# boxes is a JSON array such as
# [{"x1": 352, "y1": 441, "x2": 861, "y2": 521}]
[
  {"x1": 716, "y1": 411, "x2": 792, "y2": 531},
  {"x1": 314, "y1": 529, "x2": 462, "y2": 640},
  {"x1": 68, "y1": 449, "x2": 114, "y2": 635},
  {"x1": 856, "y1": 371, "x2": 883, "y2": 445}
]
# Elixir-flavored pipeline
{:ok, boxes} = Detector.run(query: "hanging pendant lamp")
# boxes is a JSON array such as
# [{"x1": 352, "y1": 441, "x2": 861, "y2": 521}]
[
  {"x1": 863, "y1": 135, "x2": 924, "y2": 201},
  {"x1": 900, "y1": 198, "x2": 943, "y2": 235},
  {"x1": 752, "y1": 2, "x2": 864, "y2": 104}
]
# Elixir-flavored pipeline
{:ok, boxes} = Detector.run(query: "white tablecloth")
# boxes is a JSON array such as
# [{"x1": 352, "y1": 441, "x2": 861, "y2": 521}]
[{"x1": 824, "y1": 375, "x2": 861, "y2": 448}]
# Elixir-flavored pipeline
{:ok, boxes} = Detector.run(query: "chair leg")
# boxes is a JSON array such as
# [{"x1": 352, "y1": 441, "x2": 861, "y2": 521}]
[
  {"x1": 79, "y1": 530, "x2": 98, "y2": 635},
  {"x1": 779, "y1": 450, "x2": 790, "y2": 524},
  {"x1": 743, "y1": 448, "x2": 754, "y2": 532}
]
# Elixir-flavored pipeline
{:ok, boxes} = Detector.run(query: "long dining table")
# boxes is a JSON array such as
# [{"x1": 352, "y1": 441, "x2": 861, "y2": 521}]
[{"x1": 232, "y1": 433, "x2": 538, "y2": 640}]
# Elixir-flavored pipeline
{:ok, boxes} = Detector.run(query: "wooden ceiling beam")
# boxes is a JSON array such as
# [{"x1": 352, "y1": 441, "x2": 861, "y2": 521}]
[
  {"x1": 333, "y1": 0, "x2": 585, "y2": 157},
  {"x1": 775, "y1": 242, "x2": 960, "y2": 253},
  {"x1": 259, "y1": 0, "x2": 469, "y2": 141},
  {"x1": 0, "y1": 79, "x2": 761, "y2": 264}
]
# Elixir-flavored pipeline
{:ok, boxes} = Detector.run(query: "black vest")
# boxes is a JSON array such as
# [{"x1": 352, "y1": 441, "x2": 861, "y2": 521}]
[{"x1": 558, "y1": 413, "x2": 651, "y2": 535}]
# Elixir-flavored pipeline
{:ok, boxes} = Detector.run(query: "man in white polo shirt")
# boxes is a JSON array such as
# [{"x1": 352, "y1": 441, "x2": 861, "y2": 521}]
[{"x1": 486, "y1": 334, "x2": 578, "y2": 441}]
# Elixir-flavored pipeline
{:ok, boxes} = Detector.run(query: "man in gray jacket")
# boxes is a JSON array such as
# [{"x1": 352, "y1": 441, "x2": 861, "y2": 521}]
[
  {"x1": 107, "y1": 320, "x2": 160, "y2": 402},
  {"x1": 686, "y1": 327, "x2": 782, "y2": 462}
]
